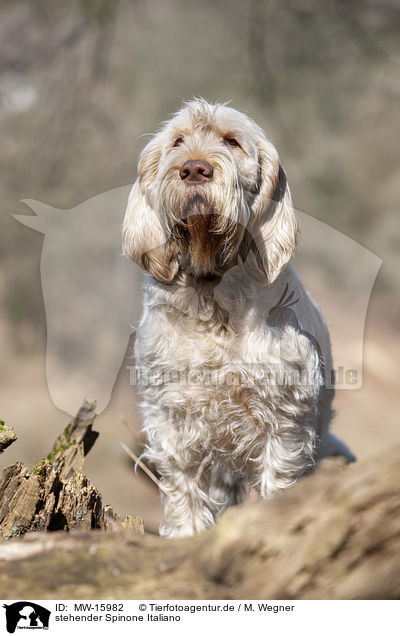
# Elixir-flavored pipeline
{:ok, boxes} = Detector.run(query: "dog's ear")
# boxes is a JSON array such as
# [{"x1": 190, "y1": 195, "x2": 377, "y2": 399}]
[
  {"x1": 250, "y1": 140, "x2": 298, "y2": 282},
  {"x1": 122, "y1": 140, "x2": 179, "y2": 284}
]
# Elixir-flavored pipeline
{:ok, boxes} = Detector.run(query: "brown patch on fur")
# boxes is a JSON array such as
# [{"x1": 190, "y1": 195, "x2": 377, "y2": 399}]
[
  {"x1": 171, "y1": 195, "x2": 264, "y2": 279},
  {"x1": 186, "y1": 213, "x2": 220, "y2": 274},
  {"x1": 172, "y1": 194, "x2": 226, "y2": 276},
  {"x1": 141, "y1": 244, "x2": 178, "y2": 284}
]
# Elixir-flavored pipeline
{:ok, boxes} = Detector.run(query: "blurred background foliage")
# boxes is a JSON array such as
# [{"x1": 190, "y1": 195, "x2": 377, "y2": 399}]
[
  {"x1": 0, "y1": 0, "x2": 399, "y2": 349},
  {"x1": 0, "y1": 0, "x2": 400, "y2": 346},
  {"x1": 0, "y1": 0, "x2": 399, "y2": 527}
]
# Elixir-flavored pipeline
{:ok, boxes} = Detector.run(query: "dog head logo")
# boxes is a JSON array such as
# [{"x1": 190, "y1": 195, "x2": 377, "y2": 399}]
[
  {"x1": 3, "y1": 602, "x2": 50, "y2": 633},
  {"x1": 14, "y1": 186, "x2": 143, "y2": 416}
]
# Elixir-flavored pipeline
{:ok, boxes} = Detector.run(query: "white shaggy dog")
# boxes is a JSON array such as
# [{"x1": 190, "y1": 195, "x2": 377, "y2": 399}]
[{"x1": 123, "y1": 99, "x2": 355, "y2": 538}]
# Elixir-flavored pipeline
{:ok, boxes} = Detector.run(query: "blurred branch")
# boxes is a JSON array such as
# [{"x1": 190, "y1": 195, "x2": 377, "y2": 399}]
[
  {"x1": 247, "y1": 0, "x2": 277, "y2": 108},
  {"x1": 0, "y1": 19, "x2": 88, "y2": 75},
  {"x1": 0, "y1": 0, "x2": 122, "y2": 76},
  {"x1": 119, "y1": 441, "x2": 167, "y2": 495},
  {"x1": 91, "y1": 4, "x2": 118, "y2": 80},
  {"x1": 332, "y1": 0, "x2": 398, "y2": 62}
]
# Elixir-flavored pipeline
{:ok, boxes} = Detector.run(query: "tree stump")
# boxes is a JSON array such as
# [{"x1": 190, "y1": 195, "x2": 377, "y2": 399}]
[{"x1": 0, "y1": 400, "x2": 143, "y2": 539}]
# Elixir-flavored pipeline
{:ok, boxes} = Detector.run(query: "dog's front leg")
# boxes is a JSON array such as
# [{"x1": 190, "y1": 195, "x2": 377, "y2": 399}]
[
  {"x1": 158, "y1": 465, "x2": 216, "y2": 538},
  {"x1": 142, "y1": 406, "x2": 218, "y2": 537},
  {"x1": 255, "y1": 421, "x2": 317, "y2": 497}
]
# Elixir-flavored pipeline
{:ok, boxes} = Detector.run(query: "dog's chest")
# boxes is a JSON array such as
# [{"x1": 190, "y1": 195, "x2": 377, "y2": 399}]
[
  {"x1": 153, "y1": 292, "x2": 238, "y2": 366},
  {"x1": 138, "y1": 288, "x2": 314, "y2": 376},
  {"x1": 137, "y1": 292, "x2": 320, "y2": 467}
]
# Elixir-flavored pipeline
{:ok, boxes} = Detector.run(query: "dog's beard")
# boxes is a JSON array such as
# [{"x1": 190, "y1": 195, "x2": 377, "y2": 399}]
[{"x1": 170, "y1": 192, "x2": 245, "y2": 278}]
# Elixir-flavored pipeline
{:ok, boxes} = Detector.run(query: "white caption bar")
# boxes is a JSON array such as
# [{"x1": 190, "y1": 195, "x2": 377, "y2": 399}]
[{"x1": 0, "y1": 599, "x2": 398, "y2": 635}]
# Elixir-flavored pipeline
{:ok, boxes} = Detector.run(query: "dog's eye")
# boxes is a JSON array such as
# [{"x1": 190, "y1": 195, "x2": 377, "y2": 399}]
[
  {"x1": 223, "y1": 137, "x2": 239, "y2": 148},
  {"x1": 173, "y1": 137, "x2": 184, "y2": 147}
]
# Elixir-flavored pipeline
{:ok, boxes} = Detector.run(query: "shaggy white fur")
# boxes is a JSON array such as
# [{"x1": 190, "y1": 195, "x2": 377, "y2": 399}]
[{"x1": 123, "y1": 99, "x2": 355, "y2": 537}]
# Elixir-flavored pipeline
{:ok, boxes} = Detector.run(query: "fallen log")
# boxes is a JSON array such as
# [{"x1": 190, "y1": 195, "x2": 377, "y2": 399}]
[{"x1": 0, "y1": 444, "x2": 398, "y2": 599}]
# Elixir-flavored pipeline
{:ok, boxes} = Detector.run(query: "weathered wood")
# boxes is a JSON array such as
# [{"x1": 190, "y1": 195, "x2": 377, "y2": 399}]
[
  {"x1": 103, "y1": 505, "x2": 144, "y2": 534},
  {"x1": 0, "y1": 445, "x2": 398, "y2": 599},
  {"x1": 0, "y1": 400, "x2": 144, "y2": 539},
  {"x1": 0, "y1": 421, "x2": 16, "y2": 454}
]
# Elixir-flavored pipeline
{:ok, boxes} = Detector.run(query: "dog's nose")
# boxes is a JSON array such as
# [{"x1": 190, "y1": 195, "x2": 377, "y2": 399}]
[{"x1": 179, "y1": 160, "x2": 213, "y2": 184}]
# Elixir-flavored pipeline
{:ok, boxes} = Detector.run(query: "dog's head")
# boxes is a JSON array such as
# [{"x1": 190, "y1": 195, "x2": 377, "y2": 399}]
[{"x1": 123, "y1": 99, "x2": 297, "y2": 283}]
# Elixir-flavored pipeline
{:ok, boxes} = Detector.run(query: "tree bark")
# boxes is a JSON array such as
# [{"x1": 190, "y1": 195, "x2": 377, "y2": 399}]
[{"x1": 0, "y1": 422, "x2": 16, "y2": 454}]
